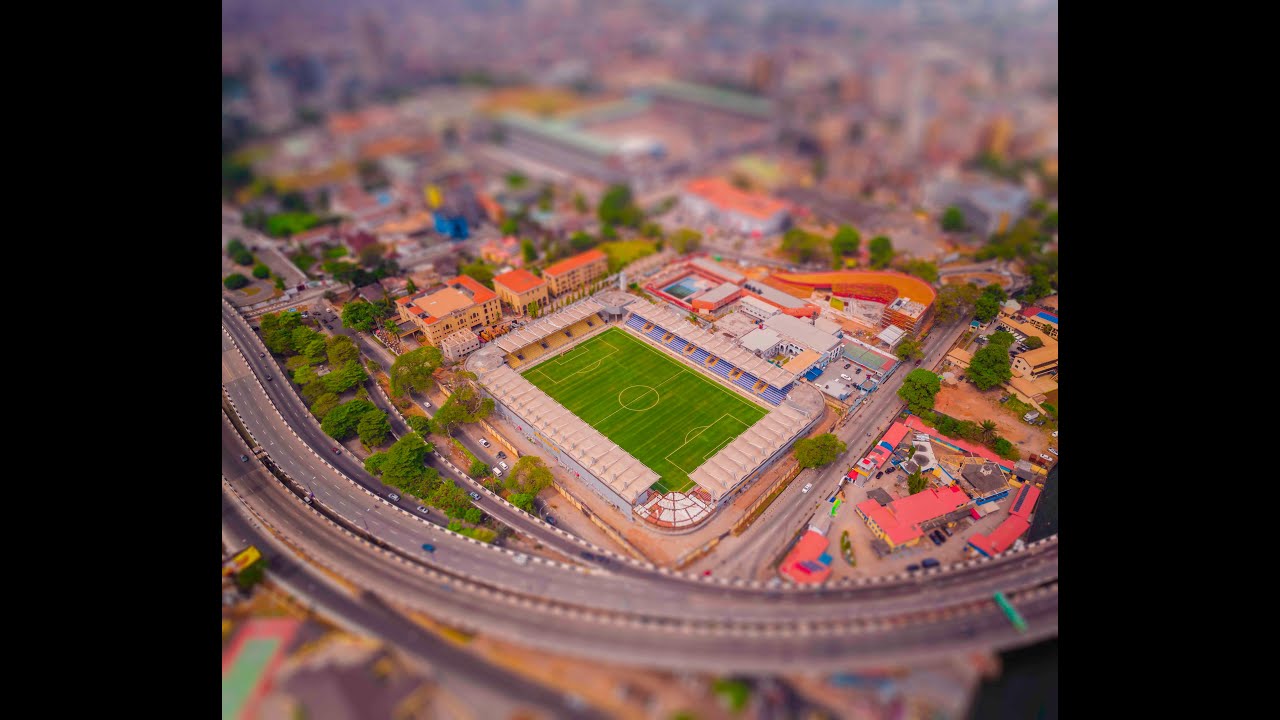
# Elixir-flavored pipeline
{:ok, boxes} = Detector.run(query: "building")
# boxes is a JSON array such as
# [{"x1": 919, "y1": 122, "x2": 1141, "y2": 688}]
[
  {"x1": 493, "y1": 268, "x2": 549, "y2": 314},
  {"x1": 439, "y1": 329, "x2": 481, "y2": 362},
  {"x1": 740, "y1": 327, "x2": 782, "y2": 357},
  {"x1": 945, "y1": 348, "x2": 973, "y2": 369},
  {"x1": 680, "y1": 177, "x2": 790, "y2": 236},
  {"x1": 762, "y1": 314, "x2": 843, "y2": 360},
  {"x1": 876, "y1": 324, "x2": 907, "y2": 350},
  {"x1": 738, "y1": 295, "x2": 781, "y2": 322},
  {"x1": 996, "y1": 316, "x2": 1054, "y2": 347},
  {"x1": 924, "y1": 179, "x2": 1031, "y2": 236},
  {"x1": 967, "y1": 482, "x2": 1041, "y2": 558},
  {"x1": 542, "y1": 248, "x2": 608, "y2": 296},
  {"x1": 778, "y1": 524, "x2": 834, "y2": 585},
  {"x1": 1011, "y1": 346, "x2": 1058, "y2": 378},
  {"x1": 394, "y1": 275, "x2": 501, "y2": 346},
  {"x1": 1017, "y1": 306, "x2": 1059, "y2": 339},
  {"x1": 959, "y1": 462, "x2": 1012, "y2": 503},
  {"x1": 767, "y1": 270, "x2": 936, "y2": 334},
  {"x1": 855, "y1": 485, "x2": 971, "y2": 552}
]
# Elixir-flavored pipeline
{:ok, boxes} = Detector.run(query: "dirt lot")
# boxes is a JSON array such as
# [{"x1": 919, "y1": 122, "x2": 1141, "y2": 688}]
[{"x1": 933, "y1": 382, "x2": 1051, "y2": 456}]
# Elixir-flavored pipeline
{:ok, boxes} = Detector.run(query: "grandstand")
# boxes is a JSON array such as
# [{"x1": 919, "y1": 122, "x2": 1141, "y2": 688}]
[{"x1": 497, "y1": 301, "x2": 611, "y2": 369}]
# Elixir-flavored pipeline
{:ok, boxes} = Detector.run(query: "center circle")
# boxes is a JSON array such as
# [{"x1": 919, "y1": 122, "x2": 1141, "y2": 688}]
[{"x1": 618, "y1": 385, "x2": 659, "y2": 411}]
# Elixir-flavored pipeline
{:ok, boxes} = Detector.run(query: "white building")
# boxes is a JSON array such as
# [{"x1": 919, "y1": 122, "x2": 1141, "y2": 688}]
[{"x1": 762, "y1": 314, "x2": 843, "y2": 360}]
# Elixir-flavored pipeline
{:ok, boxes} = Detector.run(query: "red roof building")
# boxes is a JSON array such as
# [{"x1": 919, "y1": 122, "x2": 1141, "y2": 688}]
[
  {"x1": 777, "y1": 529, "x2": 833, "y2": 584},
  {"x1": 855, "y1": 485, "x2": 971, "y2": 550},
  {"x1": 1008, "y1": 482, "x2": 1042, "y2": 521},
  {"x1": 542, "y1": 248, "x2": 608, "y2": 296},
  {"x1": 967, "y1": 516, "x2": 1032, "y2": 558}
]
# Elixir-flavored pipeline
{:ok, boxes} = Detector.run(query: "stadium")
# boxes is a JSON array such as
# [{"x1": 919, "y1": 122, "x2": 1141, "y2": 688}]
[{"x1": 467, "y1": 289, "x2": 824, "y2": 530}]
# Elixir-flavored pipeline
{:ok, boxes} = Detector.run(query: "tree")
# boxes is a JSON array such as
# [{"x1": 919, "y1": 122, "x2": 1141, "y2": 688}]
[
  {"x1": 321, "y1": 399, "x2": 379, "y2": 440},
  {"x1": 364, "y1": 433, "x2": 435, "y2": 495},
  {"x1": 404, "y1": 278, "x2": 417, "y2": 294},
  {"x1": 1023, "y1": 336, "x2": 1044, "y2": 350},
  {"x1": 569, "y1": 231, "x2": 597, "y2": 252},
  {"x1": 521, "y1": 238, "x2": 537, "y2": 263},
  {"x1": 897, "y1": 369, "x2": 941, "y2": 413},
  {"x1": 223, "y1": 274, "x2": 250, "y2": 290},
  {"x1": 508, "y1": 492, "x2": 536, "y2": 514},
  {"x1": 252, "y1": 263, "x2": 271, "y2": 279},
  {"x1": 600, "y1": 223, "x2": 618, "y2": 240},
  {"x1": 500, "y1": 217, "x2": 519, "y2": 235},
  {"x1": 292, "y1": 364, "x2": 318, "y2": 386},
  {"x1": 260, "y1": 311, "x2": 302, "y2": 353},
  {"x1": 357, "y1": 411, "x2": 392, "y2": 447},
  {"x1": 1041, "y1": 210, "x2": 1058, "y2": 232},
  {"x1": 470, "y1": 459, "x2": 490, "y2": 478},
  {"x1": 273, "y1": 275, "x2": 286, "y2": 291},
  {"x1": 598, "y1": 184, "x2": 642, "y2": 228},
  {"x1": 781, "y1": 228, "x2": 825, "y2": 264},
  {"x1": 932, "y1": 283, "x2": 979, "y2": 325},
  {"x1": 793, "y1": 433, "x2": 846, "y2": 469},
  {"x1": 390, "y1": 345, "x2": 444, "y2": 396},
  {"x1": 311, "y1": 392, "x2": 341, "y2": 420},
  {"x1": 967, "y1": 342, "x2": 1014, "y2": 391},
  {"x1": 901, "y1": 259, "x2": 939, "y2": 284},
  {"x1": 235, "y1": 557, "x2": 268, "y2": 591},
  {"x1": 830, "y1": 225, "x2": 861, "y2": 266},
  {"x1": 974, "y1": 283, "x2": 1009, "y2": 323},
  {"x1": 573, "y1": 192, "x2": 588, "y2": 214},
  {"x1": 357, "y1": 243, "x2": 386, "y2": 268},
  {"x1": 232, "y1": 249, "x2": 255, "y2": 266},
  {"x1": 322, "y1": 359, "x2": 368, "y2": 393},
  {"x1": 226, "y1": 238, "x2": 248, "y2": 257},
  {"x1": 894, "y1": 336, "x2": 924, "y2": 361},
  {"x1": 406, "y1": 415, "x2": 431, "y2": 435},
  {"x1": 341, "y1": 300, "x2": 381, "y2": 332},
  {"x1": 868, "y1": 236, "x2": 894, "y2": 269},
  {"x1": 907, "y1": 471, "x2": 930, "y2": 495},
  {"x1": 941, "y1": 206, "x2": 968, "y2": 232},
  {"x1": 503, "y1": 455, "x2": 556, "y2": 495},
  {"x1": 641, "y1": 222, "x2": 664, "y2": 239},
  {"x1": 460, "y1": 261, "x2": 494, "y2": 289},
  {"x1": 671, "y1": 228, "x2": 703, "y2": 254},
  {"x1": 980, "y1": 420, "x2": 999, "y2": 442},
  {"x1": 1020, "y1": 265, "x2": 1054, "y2": 303},
  {"x1": 326, "y1": 335, "x2": 360, "y2": 367}
]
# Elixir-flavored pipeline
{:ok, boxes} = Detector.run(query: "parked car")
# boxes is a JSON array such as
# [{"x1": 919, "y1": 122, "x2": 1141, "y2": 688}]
[
  {"x1": 906, "y1": 564, "x2": 921, "y2": 573},
  {"x1": 921, "y1": 558, "x2": 940, "y2": 569},
  {"x1": 416, "y1": 506, "x2": 429, "y2": 515},
  {"x1": 801, "y1": 483, "x2": 813, "y2": 493},
  {"x1": 240, "y1": 455, "x2": 249, "y2": 462},
  {"x1": 929, "y1": 532, "x2": 943, "y2": 546},
  {"x1": 332, "y1": 447, "x2": 341, "y2": 454},
  {"x1": 544, "y1": 515, "x2": 556, "y2": 526},
  {"x1": 258, "y1": 353, "x2": 265, "y2": 358},
  {"x1": 266, "y1": 375, "x2": 273, "y2": 381},
  {"x1": 387, "y1": 492, "x2": 400, "y2": 502},
  {"x1": 855, "y1": 368, "x2": 862, "y2": 374},
  {"x1": 580, "y1": 551, "x2": 596, "y2": 561},
  {"x1": 942, "y1": 525, "x2": 953, "y2": 537},
  {"x1": 512, "y1": 553, "x2": 529, "y2": 565},
  {"x1": 468, "y1": 491, "x2": 481, "y2": 501},
  {"x1": 479, "y1": 438, "x2": 491, "y2": 448},
  {"x1": 492, "y1": 468, "x2": 502, "y2": 478},
  {"x1": 999, "y1": 395, "x2": 1010, "y2": 403},
  {"x1": 1051, "y1": 430, "x2": 1058, "y2": 438},
  {"x1": 421, "y1": 543, "x2": 436, "y2": 553},
  {"x1": 844, "y1": 363, "x2": 851, "y2": 369},
  {"x1": 496, "y1": 451, "x2": 507, "y2": 459},
  {"x1": 875, "y1": 471, "x2": 884, "y2": 479},
  {"x1": 1048, "y1": 447, "x2": 1058, "y2": 456},
  {"x1": 1039, "y1": 453, "x2": 1052, "y2": 461},
  {"x1": 499, "y1": 461, "x2": 509, "y2": 471}
]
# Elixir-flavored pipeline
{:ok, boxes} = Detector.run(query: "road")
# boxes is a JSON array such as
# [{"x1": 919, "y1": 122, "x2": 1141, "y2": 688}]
[
  {"x1": 698, "y1": 317, "x2": 971, "y2": 579},
  {"x1": 222, "y1": 445, "x2": 604, "y2": 720}
]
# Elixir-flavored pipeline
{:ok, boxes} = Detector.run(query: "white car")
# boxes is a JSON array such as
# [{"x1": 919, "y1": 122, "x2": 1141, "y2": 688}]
[
  {"x1": 1048, "y1": 447, "x2": 1058, "y2": 456},
  {"x1": 479, "y1": 438, "x2": 491, "y2": 448},
  {"x1": 512, "y1": 553, "x2": 529, "y2": 566},
  {"x1": 802, "y1": 482, "x2": 813, "y2": 494},
  {"x1": 1039, "y1": 454, "x2": 1052, "y2": 461},
  {"x1": 499, "y1": 461, "x2": 509, "y2": 471},
  {"x1": 1051, "y1": 430, "x2": 1058, "y2": 438}
]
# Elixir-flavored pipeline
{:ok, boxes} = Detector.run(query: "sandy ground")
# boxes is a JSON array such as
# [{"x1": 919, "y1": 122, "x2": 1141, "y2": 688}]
[
  {"x1": 933, "y1": 383, "x2": 1051, "y2": 456},
  {"x1": 940, "y1": 271, "x2": 1012, "y2": 289}
]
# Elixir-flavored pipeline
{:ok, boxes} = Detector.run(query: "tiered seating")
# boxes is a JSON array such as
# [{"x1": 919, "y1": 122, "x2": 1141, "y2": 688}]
[
  {"x1": 507, "y1": 354, "x2": 523, "y2": 368},
  {"x1": 753, "y1": 380, "x2": 768, "y2": 393},
  {"x1": 691, "y1": 347, "x2": 710, "y2": 364},
  {"x1": 627, "y1": 315, "x2": 647, "y2": 332},
  {"x1": 763, "y1": 387, "x2": 787, "y2": 404},
  {"x1": 541, "y1": 331, "x2": 570, "y2": 352},
  {"x1": 642, "y1": 322, "x2": 655, "y2": 332},
  {"x1": 734, "y1": 372, "x2": 758, "y2": 394},
  {"x1": 729, "y1": 368, "x2": 743, "y2": 380},
  {"x1": 662, "y1": 332, "x2": 674, "y2": 343},
  {"x1": 683, "y1": 343, "x2": 697, "y2": 355},
  {"x1": 647, "y1": 326, "x2": 666, "y2": 342},
  {"x1": 708, "y1": 359, "x2": 734, "y2": 381},
  {"x1": 666, "y1": 335, "x2": 686, "y2": 352},
  {"x1": 704, "y1": 355, "x2": 719, "y2": 367}
]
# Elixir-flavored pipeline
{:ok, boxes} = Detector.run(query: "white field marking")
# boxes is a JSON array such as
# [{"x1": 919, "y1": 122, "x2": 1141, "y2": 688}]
[
  {"x1": 684, "y1": 425, "x2": 710, "y2": 443},
  {"x1": 530, "y1": 337, "x2": 620, "y2": 385},
  {"x1": 663, "y1": 413, "x2": 753, "y2": 476},
  {"x1": 701, "y1": 436, "x2": 734, "y2": 461}
]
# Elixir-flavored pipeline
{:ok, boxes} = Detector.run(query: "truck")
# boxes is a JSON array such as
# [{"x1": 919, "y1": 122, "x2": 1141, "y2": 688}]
[{"x1": 1023, "y1": 410, "x2": 1040, "y2": 423}]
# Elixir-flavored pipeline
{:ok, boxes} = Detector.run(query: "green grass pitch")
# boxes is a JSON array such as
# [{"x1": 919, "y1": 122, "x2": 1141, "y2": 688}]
[{"x1": 523, "y1": 327, "x2": 767, "y2": 494}]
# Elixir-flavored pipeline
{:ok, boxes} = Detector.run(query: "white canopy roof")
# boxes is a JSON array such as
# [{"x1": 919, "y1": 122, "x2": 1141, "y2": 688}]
[{"x1": 628, "y1": 303, "x2": 798, "y2": 388}]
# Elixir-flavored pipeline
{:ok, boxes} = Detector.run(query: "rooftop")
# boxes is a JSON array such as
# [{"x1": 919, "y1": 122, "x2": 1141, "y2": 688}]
[
  {"x1": 1009, "y1": 482, "x2": 1042, "y2": 520},
  {"x1": 782, "y1": 349, "x2": 823, "y2": 374},
  {"x1": 764, "y1": 314, "x2": 842, "y2": 353},
  {"x1": 543, "y1": 248, "x2": 607, "y2": 278},
  {"x1": 1018, "y1": 345, "x2": 1058, "y2": 367},
  {"x1": 684, "y1": 178, "x2": 790, "y2": 220},
  {"x1": 448, "y1": 274, "x2": 496, "y2": 304},
  {"x1": 961, "y1": 462, "x2": 1010, "y2": 494},
  {"x1": 652, "y1": 80, "x2": 774, "y2": 118},
  {"x1": 967, "y1": 516, "x2": 1031, "y2": 557},
  {"x1": 689, "y1": 257, "x2": 747, "y2": 284},
  {"x1": 411, "y1": 287, "x2": 473, "y2": 322},
  {"x1": 740, "y1": 327, "x2": 781, "y2": 353},
  {"x1": 493, "y1": 268, "x2": 546, "y2": 295},
  {"x1": 697, "y1": 281, "x2": 742, "y2": 305},
  {"x1": 743, "y1": 281, "x2": 810, "y2": 310}
]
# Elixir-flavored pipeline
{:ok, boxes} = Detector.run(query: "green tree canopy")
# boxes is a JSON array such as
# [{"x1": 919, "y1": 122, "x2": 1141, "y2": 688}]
[
  {"x1": 321, "y1": 399, "x2": 379, "y2": 440},
  {"x1": 941, "y1": 206, "x2": 967, "y2": 232},
  {"x1": 894, "y1": 335, "x2": 924, "y2": 361},
  {"x1": 310, "y1": 392, "x2": 342, "y2": 420},
  {"x1": 364, "y1": 433, "x2": 437, "y2": 497},
  {"x1": 429, "y1": 385, "x2": 494, "y2": 435},
  {"x1": 640, "y1": 222, "x2": 664, "y2": 239},
  {"x1": 251, "y1": 263, "x2": 271, "y2": 279},
  {"x1": 322, "y1": 359, "x2": 369, "y2": 394},
  {"x1": 460, "y1": 261, "x2": 494, "y2": 289},
  {"x1": 508, "y1": 492, "x2": 536, "y2": 513},
  {"x1": 868, "y1": 236, "x2": 894, "y2": 269},
  {"x1": 830, "y1": 225, "x2": 861, "y2": 265},
  {"x1": 934, "y1": 283, "x2": 981, "y2": 324},
  {"x1": 598, "y1": 184, "x2": 642, "y2": 227},
  {"x1": 907, "y1": 471, "x2": 930, "y2": 494},
  {"x1": 671, "y1": 228, "x2": 703, "y2": 254},
  {"x1": 500, "y1": 217, "x2": 519, "y2": 235},
  {"x1": 974, "y1": 284, "x2": 1007, "y2": 323},
  {"x1": 406, "y1": 415, "x2": 431, "y2": 435},
  {"x1": 390, "y1": 345, "x2": 444, "y2": 396},
  {"x1": 502, "y1": 455, "x2": 556, "y2": 495},
  {"x1": 521, "y1": 238, "x2": 537, "y2": 263},
  {"x1": 967, "y1": 342, "x2": 1014, "y2": 390},
  {"x1": 1023, "y1": 335, "x2": 1044, "y2": 350},
  {"x1": 259, "y1": 311, "x2": 303, "y2": 354},
  {"x1": 781, "y1": 228, "x2": 826, "y2": 264},
  {"x1": 326, "y1": 335, "x2": 360, "y2": 367},
  {"x1": 223, "y1": 274, "x2": 250, "y2": 290},
  {"x1": 341, "y1": 300, "x2": 382, "y2": 332},
  {"x1": 901, "y1": 259, "x2": 938, "y2": 283},
  {"x1": 897, "y1": 369, "x2": 942, "y2": 413},
  {"x1": 357, "y1": 411, "x2": 392, "y2": 447},
  {"x1": 569, "y1": 231, "x2": 597, "y2": 252},
  {"x1": 793, "y1": 433, "x2": 846, "y2": 469}
]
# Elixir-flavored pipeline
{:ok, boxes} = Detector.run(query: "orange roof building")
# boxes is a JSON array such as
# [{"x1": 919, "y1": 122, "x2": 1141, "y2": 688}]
[
  {"x1": 769, "y1": 270, "x2": 937, "y2": 335},
  {"x1": 493, "y1": 269, "x2": 549, "y2": 315},
  {"x1": 680, "y1": 177, "x2": 791, "y2": 235},
  {"x1": 777, "y1": 529, "x2": 833, "y2": 585},
  {"x1": 855, "y1": 485, "x2": 970, "y2": 550},
  {"x1": 395, "y1": 275, "x2": 501, "y2": 346},
  {"x1": 542, "y1": 248, "x2": 608, "y2": 296}
]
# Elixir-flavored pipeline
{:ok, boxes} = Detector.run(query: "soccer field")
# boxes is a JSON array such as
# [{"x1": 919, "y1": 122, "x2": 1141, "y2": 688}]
[{"x1": 523, "y1": 327, "x2": 767, "y2": 494}]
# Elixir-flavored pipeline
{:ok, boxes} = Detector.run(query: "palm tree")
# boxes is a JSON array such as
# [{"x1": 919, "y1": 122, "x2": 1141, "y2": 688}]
[{"x1": 980, "y1": 419, "x2": 998, "y2": 442}]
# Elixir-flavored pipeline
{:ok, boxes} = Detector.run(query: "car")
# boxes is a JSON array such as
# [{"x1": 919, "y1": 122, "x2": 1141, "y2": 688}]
[
  {"x1": 855, "y1": 368, "x2": 862, "y2": 374},
  {"x1": 906, "y1": 564, "x2": 921, "y2": 573},
  {"x1": 258, "y1": 353, "x2": 265, "y2": 358},
  {"x1": 492, "y1": 468, "x2": 502, "y2": 478},
  {"x1": 942, "y1": 525, "x2": 953, "y2": 537},
  {"x1": 468, "y1": 491, "x2": 481, "y2": 501},
  {"x1": 266, "y1": 375, "x2": 273, "y2": 381},
  {"x1": 301, "y1": 312, "x2": 309, "y2": 318},
  {"x1": 801, "y1": 482, "x2": 813, "y2": 493},
  {"x1": 1039, "y1": 453, "x2": 1052, "y2": 461},
  {"x1": 544, "y1": 515, "x2": 556, "y2": 526},
  {"x1": 999, "y1": 395, "x2": 1010, "y2": 403},
  {"x1": 1051, "y1": 430, "x2": 1058, "y2": 438},
  {"x1": 416, "y1": 506, "x2": 429, "y2": 515},
  {"x1": 512, "y1": 553, "x2": 529, "y2": 565},
  {"x1": 844, "y1": 363, "x2": 851, "y2": 369},
  {"x1": 332, "y1": 447, "x2": 341, "y2": 454},
  {"x1": 580, "y1": 551, "x2": 596, "y2": 561},
  {"x1": 1048, "y1": 447, "x2": 1058, "y2": 456},
  {"x1": 929, "y1": 532, "x2": 943, "y2": 546},
  {"x1": 324, "y1": 324, "x2": 332, "y2": 329},
  {"x1": 479, "y1": 438, "x2": 491, "y2": 448},
  {"x1": 496, "y1": 451, "x2": 507, "y2": 459},
  {"x1": 387, "y1": 492, "x2": 400, "y2": 501},
  {"x1": 703, "y1": 569, "x2": 712, "y2": 576},
  {"x1": 921, "y1": 558, "x2": 940, "y2": 569},
  {"x1": 421, "y1": 543, "x2": 436, "y2": 553},
  {"x1": 875, "y1": 471, "x2": 884, "y2": 479},
  {"x1": 499, "y1": 461, "x2": 509, "y2": 471},
  {"x1": 240, "y1": 454, "x2": 249, "y2": 462}
]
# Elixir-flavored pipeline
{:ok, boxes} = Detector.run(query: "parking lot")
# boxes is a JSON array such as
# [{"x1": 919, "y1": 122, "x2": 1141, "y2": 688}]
[{"x1": 810, "y1": 358, "x2": 880, "y2": 401}]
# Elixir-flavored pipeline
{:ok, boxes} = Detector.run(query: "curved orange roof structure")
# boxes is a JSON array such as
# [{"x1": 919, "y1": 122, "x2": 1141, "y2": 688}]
[{"x1": 770, "y1": 270, "x2": 937, "y2": 305}]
